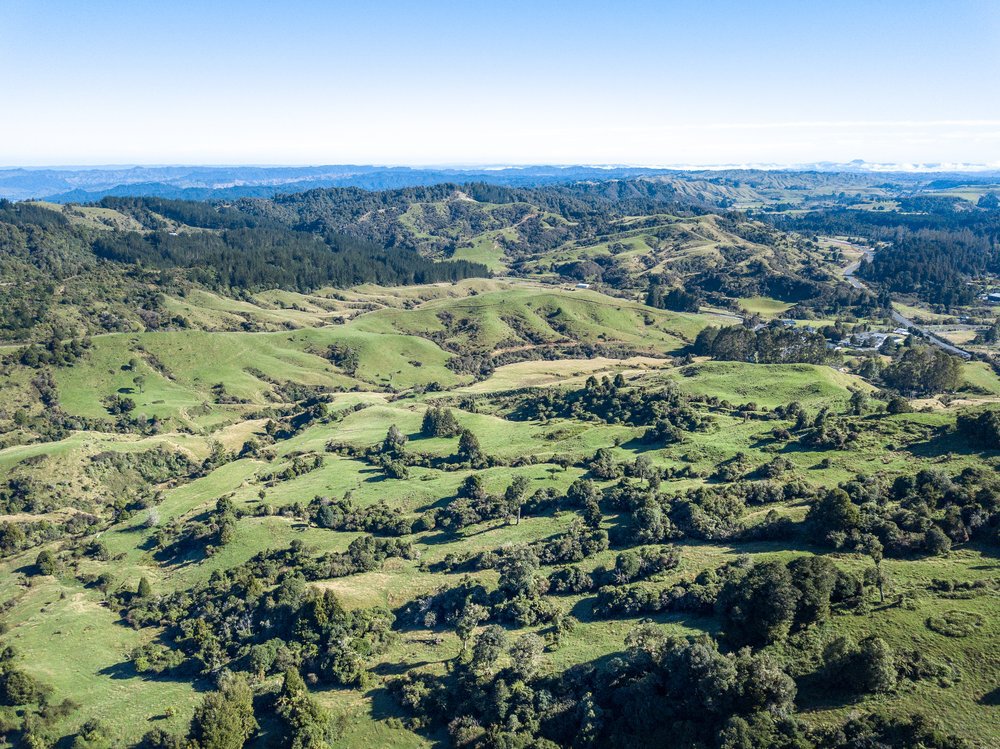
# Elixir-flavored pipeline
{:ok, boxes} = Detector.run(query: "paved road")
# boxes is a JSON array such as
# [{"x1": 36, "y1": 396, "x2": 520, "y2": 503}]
[{"x1": 838, "y1": 240, "x2": 972, "y2": 360}]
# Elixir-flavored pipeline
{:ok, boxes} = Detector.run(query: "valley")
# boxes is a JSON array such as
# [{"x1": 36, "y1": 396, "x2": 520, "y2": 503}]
[{"x1": 0, "y1": 177, "x2": 998, "y2": 749}]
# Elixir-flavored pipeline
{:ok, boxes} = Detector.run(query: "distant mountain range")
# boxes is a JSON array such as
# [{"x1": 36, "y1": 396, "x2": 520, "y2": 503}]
[{"x1": 1, "y1": 162, "x2": 999, "y2": 202}]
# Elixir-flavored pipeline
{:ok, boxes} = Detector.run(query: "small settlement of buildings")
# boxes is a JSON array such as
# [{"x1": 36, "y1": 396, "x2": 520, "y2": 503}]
[
  {"x1": 838, "y1": 329, "x2": 910, "y2": 353},
  {"x1": 752, "y1": 318, "x2": 811, "y2": 332}
]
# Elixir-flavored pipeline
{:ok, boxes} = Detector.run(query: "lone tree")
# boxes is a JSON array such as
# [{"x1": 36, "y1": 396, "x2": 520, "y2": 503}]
[
  {"x1": 471, "y1": 625, "x2": 508, "y2": 675},
  {"x1": 190, "y1": 673, "x2": 257, "y2": 749},
  {"x1": 806, "y1": 489, "x2": 861, "y2": 548},
  {"x1": 132, "y1": 374, "x2": 146, "y2": 394},
  {"x1": 457, "y1": 429, "x2": 484, "y2": 465},
  {"x1": 855, "y1": 636, "x2": 898, "y2": 693},
  {"x1": 275, "y1": 667, "x2": 336, "y2": 748},
  {"x1": 788, "y1": 556, "x2": 837, "y2": 628},
  {"x1": 35, "y1": 549, "x2": 57, "y2": 576},
  {"x1": 504, "y1": 475, "x2": 531, "y2": 524},
  {"x1": 458, "y1": 473, "x2": 487, "y2": 501},
  {"x1": 860, "y1": 534, "x2": 888, "y2": 603},
  {"x1": 717, "y1": 561, "x2": 798, "y2": 647},
  {"x1": 137, "y1": 576, "x2": 152, "y2": 598},
  {"x1": 508, "y1": 633, "x2": 545, "y2": 680},
  {"x1": 381, "y1": 425, "x2": 408, "y2": 457},
  {"x1": 456, "y1": 600, "x2": 489, "y2": 658},
  {"x1": 848, "y1": 388, "x2": 867, "y2": 416}
]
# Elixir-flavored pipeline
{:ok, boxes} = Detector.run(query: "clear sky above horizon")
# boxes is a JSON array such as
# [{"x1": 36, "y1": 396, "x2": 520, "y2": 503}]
[{"x1": 2, "y1": 0, "x2": 999, "y2": 166}]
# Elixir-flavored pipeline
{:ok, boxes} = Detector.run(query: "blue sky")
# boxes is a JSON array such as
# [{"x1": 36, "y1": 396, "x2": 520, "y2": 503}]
[{"x1": 2, "y1": 0, "x2": 999, "y2": 165}]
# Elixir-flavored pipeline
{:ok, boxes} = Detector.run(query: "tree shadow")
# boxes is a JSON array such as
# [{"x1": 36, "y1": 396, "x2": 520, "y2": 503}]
[
  {"x1": 368, "y1": 684, "x2": 413, "y2": 719},
  {"x1": 419, "y1": 516, "x2": 518, "y2": 547},
  {"x1": 372, "y1": 658, "x2": 434, "y2": 677},
  {"x1": 153, "y1": 542, "x2": 209, "y2": 567},
  {"x1": 750, "y1": 434, "x2": 783, "y2": 450},
  {"x1": 776, "y1": 440, "x2": 827, "y2": 457},
  {"x1": 413, "y1": 493, "x2": 458, "y2": 513},
  {"x1": 966, "y1": 540, "x2": 1000, "y2": 561},
  {"x1": 367, "y1": 685, "x2": 450, "y2": 747},
  {"x1": 904, "y1": 430, "x2": 994, "y2": 460},
  {"x1": 618, "y1": 437, "x2": 665, "y2": 453},
  {"x1": 675, "y1": 537, "x2": 820, "y2": 557},
  {"x1": 248, "y1": 698, "x2": 287, "y2": 749},
  {"x1": 980, "y1": 686, "x2": 1000, "y2": 706},
  {"x1": 97, "y1": 660, "x2": 141, "y2": 680},
  {"x1": 795, "y1": 671, "x2": 865, "y2": 711},
  {"x1": 570, "y1": 595, "x2": 597, "y2": 620},
  {"x1": 97, "y1": 658, "x2": 207, "y2": 688}
]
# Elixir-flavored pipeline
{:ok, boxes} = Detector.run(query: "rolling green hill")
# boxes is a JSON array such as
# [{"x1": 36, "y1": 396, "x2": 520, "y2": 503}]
[{"x1": 0, "y1": 179, "x2": 998, "y2": 749}]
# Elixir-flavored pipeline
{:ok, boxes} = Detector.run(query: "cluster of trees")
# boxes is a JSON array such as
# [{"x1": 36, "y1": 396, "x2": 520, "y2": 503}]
[
  {"x1": 100, "y1": 196, "x2": 267, "y2": 231},
  {"x1": 430, "y1": 515, "x2": 611, "y2": 580},
  {"x1": 0, "y1": 200, "x2": 99, "y2": 340},
  {"x1": 956, "y1": 409, "x2": 1000, "y2": 448},
  {"x1": 547, "y1": 546, "x2": 680, "y2": 595},
  {"x1": 0, "y1": 646, "x2": 93, "y2": 748},
  {"x1": 239, "y1": 180, "x2": 701, "y2": 263},
  {"x1": 880, "y1": 345, "x2": 962, "y2": 396},
  {"x1": 406, "y1": 550, "x2": 560, "y2": 632},
  {"x1": 593, "y1": 555, "x2": 858, "y2": 635},
  {"x1": 510, "y1": 375, "x2": 712, "y2": 439},
  {"x1": 446, "y1": 341, "x2": 657, "y2": 381},
  {"x1": 0, "y1": 645, "x2": 47, "y2": 709},
  {"x1": 330, "y1": 421, "x2": 552, "y2": 482},
  {"x1": 788, "y1": 283, "x2": 889, "y2": 320},
  {"x1": 645, "y1": 282, "x2": 701, "y2": 312},
  {"x1": 415, "y1": 475, "x2": 608, "y2": 539},
  {"x1": 858, "y1": 230, "x2": 991, "y2": 308},
  {"x1": 694, "y1": 323, "x2": 830, "y2": 364},
  {"x1": 140, "y1": 667, "x2": 340, "y2": 749},
  {"x1": 0, "y1": 518, "x2": 67, "y2": 559},
  {"x1": 0, "y1": 194, "x2": 490, "y2": 343},
  {"x1": 392, "y1": 617, "x2": 964, "y2": 749},
  {"x1": 124, "y1": 541, "x2": 397, "y2": 699},
  {"x1": 406, "y1": 527, "x2": 612, "y2": 634},
  {"x1": 322, "y1": 342, "x2": 359, "y2": 375},
  {"x1": 805, "y1": 467, "x2": 1000, "y2": 556},
  {"x1": 769, "y1": 205, "x2": 1000, "y2": 307},
  {"x1": 13, "y1": 335, "x2": 91, "y2": 368},
  {"x1": 92, "y1": 224, "x2": 488, "y2": 293},
  {"x1": 670, "y1": 480, "x2": 812, "y2": 541},
  {"x1": 306, "y1": 496, "x2": 411, "y2": 536},
  {"x1": 974, "y1": 317, "x2": 1000, "y2": 344},
  {"x1": 262, "y1": 454, "x2": 325, "y2": 486},
  {"x1": 773, "y1": 402, "x2": 862, "y2": 451},
  {"x1": 151, "y1": 496, "x2": 241, "y2": 561},
  {"x1": 434, "y1": 474, "x2": 533, "y2": 530},
  {"x1": 589, "y1": 473, "x2": 810, "y2": 548},
  {"x1": 532, "y1": 519, "x2": 610, "y2": 566},
  {"x1": 421, "y1": 406, "x2": 462, "y2": 437}
]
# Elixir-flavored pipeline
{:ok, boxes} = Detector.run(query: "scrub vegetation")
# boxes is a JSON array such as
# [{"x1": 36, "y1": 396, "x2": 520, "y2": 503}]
[{"x1": 0, "y1": 175, "x2": 998, "y2": 749}]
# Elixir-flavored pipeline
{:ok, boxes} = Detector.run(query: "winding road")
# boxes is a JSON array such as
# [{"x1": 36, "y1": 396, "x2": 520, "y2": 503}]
[{"x1": 837, "y1": 239, "x2": 972, "y2": 360}]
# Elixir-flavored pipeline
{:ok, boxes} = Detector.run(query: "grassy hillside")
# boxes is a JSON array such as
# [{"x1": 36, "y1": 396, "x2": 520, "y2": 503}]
[
  {"x1": 1, "y1": 181, "x2": 998, "y2": 749},
  {"x1": 1, "y1": 274, "x2": 998, "y2": 747}
]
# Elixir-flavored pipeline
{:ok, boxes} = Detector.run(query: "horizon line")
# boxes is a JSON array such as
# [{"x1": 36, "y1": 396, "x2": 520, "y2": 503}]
[{"x1": 3, "y1": 160, "x2": 1000, "y2": 174}]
